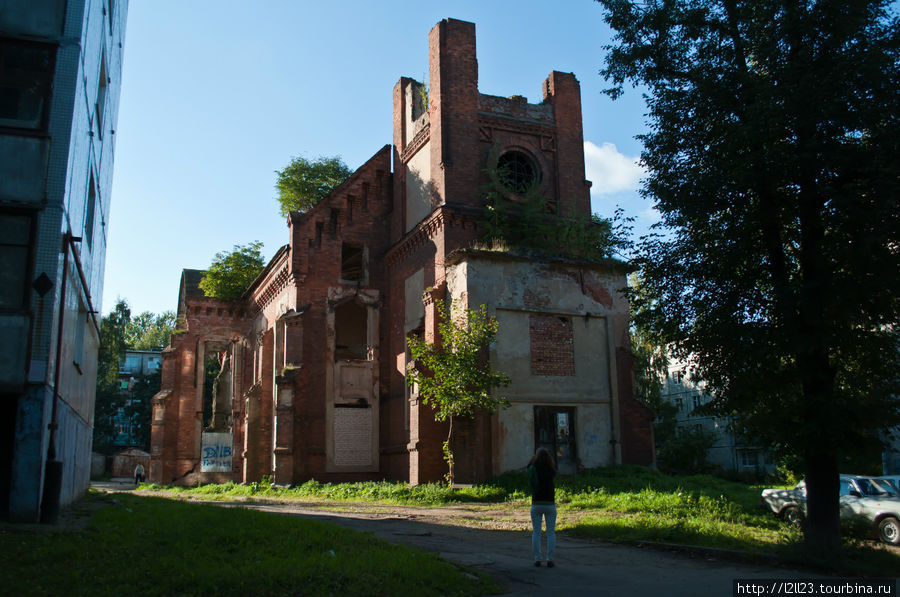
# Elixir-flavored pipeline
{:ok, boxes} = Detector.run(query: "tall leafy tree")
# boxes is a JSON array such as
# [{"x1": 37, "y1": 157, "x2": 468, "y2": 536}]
[
  {"x1": 599, "y1": 0, "x2": 900, "y2": 556},
  {"x1": 125, "y1": 311, "x2": 176, "y2": 350},
  {"x1": 93, "y1": 299, "x2": 131, "y2": 453},
  {"x1": 199, "y1": 241, "x2": 266, "y2": 302},
  {"x1": 275, "y1": 155, "x2": 353, "y2": 217},
  {"x1": 406, "y1": 302, "x2": 511, "y2": 484}
]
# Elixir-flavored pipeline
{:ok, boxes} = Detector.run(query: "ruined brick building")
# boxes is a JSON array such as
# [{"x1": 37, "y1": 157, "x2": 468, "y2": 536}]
[{"x1": 150, "y1": 19, "x2": 655, "y2": 486}]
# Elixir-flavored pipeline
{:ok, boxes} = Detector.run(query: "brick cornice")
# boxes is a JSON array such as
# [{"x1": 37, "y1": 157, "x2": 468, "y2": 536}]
[
  {"x1": 478, "y1": 112, "x2": 555, "y2": 141},
  {"x1": 386, "y1": 206, "x2": 482, "y2": 269},
  {"x1": 400, "y1": 125, "x2": 430, "y2": 162},
  {"x1": 252, "y1": 265, "x2": 290, "y2": 312},
  {"x1": 385, "y1": 210, "x2": 446, "y2": 268}
]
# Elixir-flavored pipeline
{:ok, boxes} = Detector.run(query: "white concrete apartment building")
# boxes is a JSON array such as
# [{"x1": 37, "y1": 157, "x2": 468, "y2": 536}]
[{"x1": 0, "y1": 0, "x2": 128, "y2": 521}]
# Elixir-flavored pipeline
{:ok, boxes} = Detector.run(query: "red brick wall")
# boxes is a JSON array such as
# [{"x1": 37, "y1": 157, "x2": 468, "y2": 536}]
[
  {"x1": 529, "y1": 314, "x2": 576, "y2": 376},
  {"x1": 616, "y1": 346, "x2": 656, "y2": 466}
]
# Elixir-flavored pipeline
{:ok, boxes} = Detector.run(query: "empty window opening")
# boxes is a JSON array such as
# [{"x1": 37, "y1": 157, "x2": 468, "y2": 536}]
[
  {"x1": 329, "y1": 208, "x2": 339, "y2": 236},
  {"x1": 497, "y1": 151, "x2": 538, "y2": 194},
  {"x1": 340, "y1": 243, "x2": 364, "y2": 283},
  {"x1": 334, "y1": 301, "x2": 368, "y2": 361},
  {"x1": 202, "y1": 355, "x2": 220, "y2": 428},
  {"x1": 534, "y1": 406, "x2": 576, "y2": 470}
]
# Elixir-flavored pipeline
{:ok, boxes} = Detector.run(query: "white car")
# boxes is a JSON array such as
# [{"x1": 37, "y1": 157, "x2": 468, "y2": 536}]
[
  {"x1": 761, "y1": 475, "x2": 900, "y2": 545},
  {"x1": 761, "y1": 481, "x2": 807, "y2": 526},
  {"x1": 878, "y1": 475, "x2": 900, "y2": 493}
]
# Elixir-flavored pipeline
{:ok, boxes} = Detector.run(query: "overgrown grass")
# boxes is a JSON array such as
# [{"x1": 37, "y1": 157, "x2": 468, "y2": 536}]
[
  {"x1": 144, "y1": 477, "x2": 524, "y2": 505},
  {"x1": 141, "y1": 466, "x2": 900, "y2": 576},
  {"x1": 0, "y1": 493, "x2": 497, "y2": 597}
]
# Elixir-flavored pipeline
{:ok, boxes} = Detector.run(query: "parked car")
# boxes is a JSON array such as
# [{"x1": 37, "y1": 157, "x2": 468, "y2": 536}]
[
  {"x1": 761, "y1": 481, "x2": 807, "y2": 526},
  {"x1": 761, "y1": 475, "x2": 900, "y2": 545},
  {"x1": 878, "y1": 475, "x2": 900, "y2": 493}
]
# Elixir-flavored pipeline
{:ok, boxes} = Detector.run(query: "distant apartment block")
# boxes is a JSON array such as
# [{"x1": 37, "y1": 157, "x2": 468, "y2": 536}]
[
  {"x1": 106, "y1": 350, "x2": 160, "y2": 448},
  {"x1": 661, "y1": 363, "x2": 774, "y2": 474},
  {"x1": 0, "y1": 0, "x2": 128, "y2": 521}
]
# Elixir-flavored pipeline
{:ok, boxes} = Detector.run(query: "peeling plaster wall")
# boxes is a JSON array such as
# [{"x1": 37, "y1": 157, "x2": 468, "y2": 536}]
[{"x1": 446, "y1": 252, "x2": 630, "y2": 474}]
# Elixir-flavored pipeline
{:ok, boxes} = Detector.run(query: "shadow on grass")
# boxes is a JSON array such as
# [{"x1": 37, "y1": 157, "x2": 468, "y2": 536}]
[
  {"x1": 565, "y1": 514, "x2": 900, "y2": 577},
  {"x1": 0, "y1": 492, "x2": 498, "y2": 597}
]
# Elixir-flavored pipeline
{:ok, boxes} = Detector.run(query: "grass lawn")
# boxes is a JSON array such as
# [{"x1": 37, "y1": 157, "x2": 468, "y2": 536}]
[
  {"x1": 145, "y1": 465, "x2": 900, "y2": 576},
  {"x1": 0, "y1": 492, "x2": 497, "y2": 597}
]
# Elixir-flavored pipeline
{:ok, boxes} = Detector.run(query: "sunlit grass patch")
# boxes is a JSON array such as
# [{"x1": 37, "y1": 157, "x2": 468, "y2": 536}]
[
  {"x1": 563, "y1": 508, "x2": 798, "y2": 552},
  {"x1": 0, "y1": 493, "x2": 497, "y2": 597}
]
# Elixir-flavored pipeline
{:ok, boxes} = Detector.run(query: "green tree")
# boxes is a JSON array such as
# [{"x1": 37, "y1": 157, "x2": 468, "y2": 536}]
[
  {"x1": 124, "y1": 369, "x2": 160, "y2": 450},
  {"x1": 599, "y1": 0, "x2": 900, "y2": 556},
  {"x1": 125, "y1": 311, "x2": 176, "y2": 350},
  {"x1": 199, "y1": 241, "x2": 266, "y2": 302},
  {"x1": 406, "y1": 302, "x2": 511, "y2": 484},
  {"x1": 275, "y1": 155, "x2": 353, "y2": 217},
  {"x1": 94, "y1": 299, "x2": 132, "y2": 454}
]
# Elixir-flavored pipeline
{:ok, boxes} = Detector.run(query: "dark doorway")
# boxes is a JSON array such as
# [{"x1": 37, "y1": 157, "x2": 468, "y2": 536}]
[
  {"x1": 534, "y1": 406, "x2": 576, "y2": 472},
  {"x1": 1, "y1": 395, "x2": 17, "y2": 518}
]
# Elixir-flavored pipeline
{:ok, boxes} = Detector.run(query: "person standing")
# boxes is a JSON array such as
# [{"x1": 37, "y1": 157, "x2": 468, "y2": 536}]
[
  {"x1": 134, "y1": 463, "x2": 145, "y2": 485},
  {"x1": 527, "y1": 447, "x2": 557, "y2": 567}
]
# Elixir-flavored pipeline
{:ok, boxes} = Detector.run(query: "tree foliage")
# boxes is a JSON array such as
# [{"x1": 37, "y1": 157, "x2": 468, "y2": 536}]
[
  {"x1": 406, "y1": 301, "x2": 511, "y2": 484},
  {"x1": 275, "y1": 155, "x2": 353, "y2": 217},
  {"x1": 599, "y1": 0, "x2": 900, "y2": 555},
  {"x1": 125, "y1": 311, "x2": 176, "y2": 351},
  {"x1": 199, "y1": 241, "x2": 266, "y2": 302},
  {"x1": 93, "y1": 299, "x2": 175, "y2": 454}
]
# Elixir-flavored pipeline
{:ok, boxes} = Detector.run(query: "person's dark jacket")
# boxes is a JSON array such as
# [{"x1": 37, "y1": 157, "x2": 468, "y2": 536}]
[{"x1": 527, "y1": 462, "x2": 556, "y2": 505}]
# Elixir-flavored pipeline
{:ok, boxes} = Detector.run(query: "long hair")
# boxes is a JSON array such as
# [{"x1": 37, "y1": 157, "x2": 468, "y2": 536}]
[{"x1": 528, "y1": 447, "x2": 556, "y2": 471}]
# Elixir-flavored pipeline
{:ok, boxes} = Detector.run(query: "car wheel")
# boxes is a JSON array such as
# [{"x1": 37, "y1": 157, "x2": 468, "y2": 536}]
[
  {"x1": 877, "y1": 517, "x2": 900, "y2": 545},
  {"x1": 781, "y1": 506, "x2": 804, "y2": 528}
]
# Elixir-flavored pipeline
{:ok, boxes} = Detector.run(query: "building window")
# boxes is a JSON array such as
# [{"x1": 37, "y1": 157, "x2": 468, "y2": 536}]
[
  {"x1": 0, "y1": 212, "x2": 34, "y2": 309},
  {"x1": 692, "y1": 394, "x2": 702, "y2": 410},
  {"x1": 529, "y1": 314, "x2": 575, "y2": 376},
  {"x1": 340, "y1": 243, "x2": 364, "y2": 283},
  {"x1": 84, "y1": 172, "x2": 97, "y2": 249},
  {"x1": 0, "y1": 41, "x2": 54, "y2": 130},
  {"x1": 534, "y1": 406, "x2": 576, "y2": 468},
  {"x1": 738, "y1": 450, "x2": 757, "y2": 469},
  {"x1": 95, "y1": 49, "x2": 108, "y2": 135},
  {"x1": 497, "y1": 150, "x2": 538, "y2": 194}
]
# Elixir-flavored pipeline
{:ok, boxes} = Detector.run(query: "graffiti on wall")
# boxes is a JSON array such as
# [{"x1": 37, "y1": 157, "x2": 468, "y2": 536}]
[{"x1": 201, "y1": 432, "x2": 232, "y2": 472}]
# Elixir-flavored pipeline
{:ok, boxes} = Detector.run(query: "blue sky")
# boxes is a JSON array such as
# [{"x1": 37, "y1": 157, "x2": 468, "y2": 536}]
[{"x1": 103, "y1": 0, "x2": 654, "y2": 316}]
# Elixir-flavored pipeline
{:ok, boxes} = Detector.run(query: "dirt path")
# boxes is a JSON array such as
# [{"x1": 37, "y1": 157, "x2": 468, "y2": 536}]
[{"x1": 94, "y1": 481, "x2": 823, "y2": 596}]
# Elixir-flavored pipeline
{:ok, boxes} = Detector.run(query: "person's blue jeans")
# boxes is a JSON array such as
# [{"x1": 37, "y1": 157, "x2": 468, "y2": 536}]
[{"x1": 531, "y1": 504, "x2": 556, "y2": 562}]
